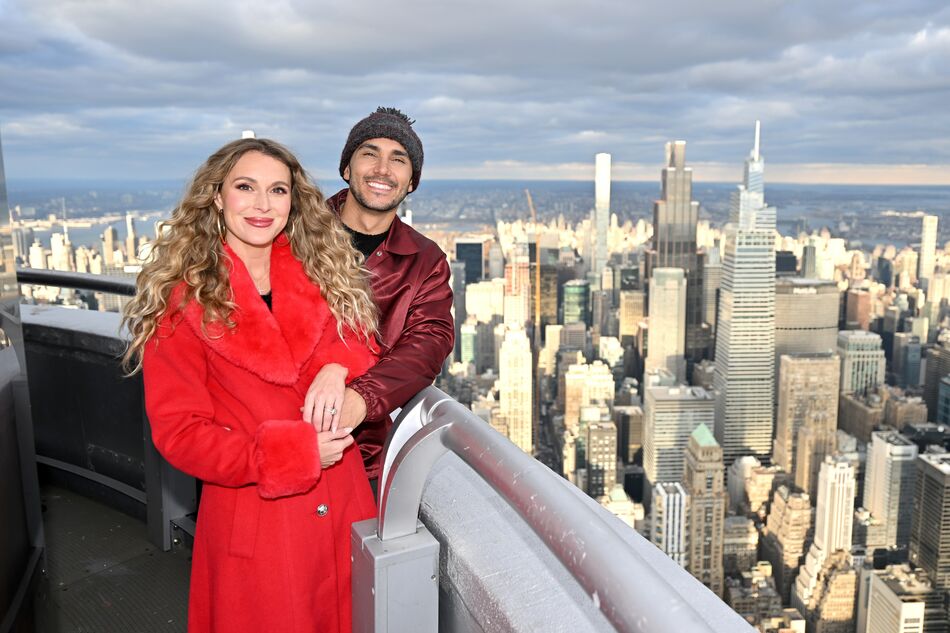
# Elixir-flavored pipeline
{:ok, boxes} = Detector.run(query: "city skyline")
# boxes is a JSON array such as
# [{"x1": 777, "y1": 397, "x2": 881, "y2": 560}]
[{"x1": 2, "y1": 1, "x2": 950, "y2": 184}]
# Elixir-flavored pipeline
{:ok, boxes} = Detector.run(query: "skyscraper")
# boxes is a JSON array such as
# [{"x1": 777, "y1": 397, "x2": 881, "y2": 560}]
[
  {"x1": 503, "y1": 253, "x2": 531, "y2": 327},
  {"x1": 0, "y1": 126, "x2": 8, "y2": 223},
  {"x1": 794, "y1": 455, "x2": 856, "y2": 612},
  {"x1": 618, "y1": 289, "x2": 645, "y2": 345},
  {"x1": 645, "y1": 268, "x2": 686, "y2": 382},
  {"x1": 455, "y1": 237, "x2": 485, "y2": 284},
  {"x1": 561, "y1": 279, "x2": 590, "y2": 326},
  {"x1": 102, "y1": 226, "x2": 118, "y2": 269},
  {"x1": 562, "y1": 361, "x2": 614, "y2": 481},
  {"x1": 499, "y1": 326, "x2": 533, "y2": 454},
  {"x1": 799, "y1": 551, "x2": 858, "y2": 633},
  {"x1": 125, "y1": 212, "x2": 138, "y2": 262},
  {"x1": 864, "y1": 431, "x2": 918, "y2": 550},
  {"x1": 837, "y1": 330, "x2": 886, "y2": 395},
  {"x1": 925, "y1": 341, "x2": 950, "y2": 420},
  {"x1": 862, "y1": 565, "x2": 945, "y2": 633},
  {"x1": 642, "y1": 385, "x2": 714, "y2": 505},
  {"x1": 651, "y1": 140, "x2": 705, "y2": 364},
  {"x1": 774, "y1": 278, "x2": 840, "y2": 374},
  {"x1": 714, "y1": 122, "x2": 776, "y2": 464},
  {"x1": 683, "y1": 424, "x2": 726, "y2": 597},
  {"x1": 0, "y1": 126, "x2": 12, "y2": 302},
  {"x1": 585, "y1": 418, "x2": 617, "y2": 497},
  {"x1": 910, "y1": 452, "x2": 950, "y2": 592},
  {"x1": 919, "y1": 214, "x2": 938, "y2": 291},
  {"x1": 702, "y1": 248, "x2": 722, "y2": 336},
  {"x1": 762, "y1": 485, "x2": 813, "y2": 603},
  {"x1": 773, "y1": 353, "x2": 840, "y2": 498},
  {"x1": 651, "y1": 482, "x2": 689, "y2": 567},
  {"x1": 593, "y1": 153, "x2": 611, "y2": 276}
]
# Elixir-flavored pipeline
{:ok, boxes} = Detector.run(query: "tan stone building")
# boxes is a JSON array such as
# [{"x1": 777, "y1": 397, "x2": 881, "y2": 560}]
[
  {"x1": 800, "y1": 551, "x2": 857, "y2": 633},
  {"x1": 723, "y1": 516, "x2": 759, "y2": 575},
  {"x1": 761, "y1": 486, "x2": 813, "y2": 603},
  {"x1": 773, "y1": 353, "x2": 840, "y2": 499},
  {"x1": 724, "y1": 561, "x2": 783, "y2": 626},
  {"x1": 838, "y1": 389, "x2": 885, "y2": 443},
  {"x1": 682, "y1": 424, "x2": 726, "y2": 597}
]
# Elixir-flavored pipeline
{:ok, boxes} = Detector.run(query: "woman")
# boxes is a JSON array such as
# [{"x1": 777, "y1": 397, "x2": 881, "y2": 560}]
[{"x1": 123, "y1": 138, "x2": 377, "y2": 632}]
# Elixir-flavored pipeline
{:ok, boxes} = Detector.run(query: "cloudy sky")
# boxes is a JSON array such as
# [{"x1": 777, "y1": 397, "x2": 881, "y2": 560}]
[{"x1": 1, "y1": 0, "x2": 949, "y2": 185}]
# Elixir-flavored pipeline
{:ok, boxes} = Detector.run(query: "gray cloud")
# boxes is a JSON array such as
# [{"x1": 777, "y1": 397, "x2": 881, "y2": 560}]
[{"x1": 1, "y1": 0, "x2": 949, "y2": 182}]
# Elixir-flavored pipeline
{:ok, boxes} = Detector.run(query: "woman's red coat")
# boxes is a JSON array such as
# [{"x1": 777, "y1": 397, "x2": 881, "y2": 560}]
[{"x1": 142, "y1": 239, "x2": 376, "y2": 632}]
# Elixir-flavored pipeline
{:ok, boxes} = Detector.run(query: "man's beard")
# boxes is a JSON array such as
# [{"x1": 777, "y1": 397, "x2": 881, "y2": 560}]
[{"x1": 350, "y1": 181, "x2": 410, "y2": 214}]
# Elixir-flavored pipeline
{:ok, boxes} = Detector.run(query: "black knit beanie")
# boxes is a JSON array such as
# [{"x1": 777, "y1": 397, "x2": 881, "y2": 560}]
[{"x1": 339, "y1": 107, "x2": 424, "y2": 190}]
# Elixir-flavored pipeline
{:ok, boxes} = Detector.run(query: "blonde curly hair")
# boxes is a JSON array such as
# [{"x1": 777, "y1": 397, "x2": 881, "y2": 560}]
[{"x1": 122, "y1": 138, "x2": 377, "y2": 373}]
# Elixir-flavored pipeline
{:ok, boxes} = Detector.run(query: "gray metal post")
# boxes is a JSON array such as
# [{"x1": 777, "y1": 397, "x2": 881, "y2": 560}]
[
  {"x1": 143, "y1": 412, "x2": 197, "y2": 550},
  {"x1": 351, "y1": 518, "x2": 439, "y2": 633}
]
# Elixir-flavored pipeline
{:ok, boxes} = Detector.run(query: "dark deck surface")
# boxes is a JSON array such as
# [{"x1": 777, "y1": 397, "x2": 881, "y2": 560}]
[{"x1": 35, "y1": 485, "x2": 191, "y2": 633}]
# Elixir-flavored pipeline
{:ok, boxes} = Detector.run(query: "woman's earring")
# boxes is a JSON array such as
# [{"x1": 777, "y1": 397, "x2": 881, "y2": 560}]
[{"x1": 217, "y1": 209, "x2": 227, "y2": 241}]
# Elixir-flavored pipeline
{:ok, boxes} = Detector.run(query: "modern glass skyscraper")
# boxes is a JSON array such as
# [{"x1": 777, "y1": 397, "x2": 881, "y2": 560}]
[
  {"x1": 651, "y1": 141, "x2": 705, "y2": 365},
  {"x1": 561, "y1": 278, "x2": 590, "y2": 326},
  {"x1": 714, "y1": 122, "x2": 777, "y2": 465},
  {"x1": 455, "y1": 237, "x2": 485, "y2": 285}
]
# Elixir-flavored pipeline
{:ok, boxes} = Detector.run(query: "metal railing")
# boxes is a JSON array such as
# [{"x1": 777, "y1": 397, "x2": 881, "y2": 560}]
[
  {"x1": 16, "y1": 267, "x2": 136, "y2": 296},
  {"x1": 13, "y1": 268, "x2": 196, "y2": 551},
  {"x1": 356, "y1": 386, "x2": 755, "y2": 633}
]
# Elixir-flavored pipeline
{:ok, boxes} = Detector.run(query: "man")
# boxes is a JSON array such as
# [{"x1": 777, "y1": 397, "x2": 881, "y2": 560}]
[{"x1": 307, "y1": 107, "x2": 454, "y2": 486}]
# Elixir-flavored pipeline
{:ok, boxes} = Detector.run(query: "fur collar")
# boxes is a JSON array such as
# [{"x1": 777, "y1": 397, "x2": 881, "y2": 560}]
[{"x1": 175, "y1": 238, "x2": 332, "y2": 385}]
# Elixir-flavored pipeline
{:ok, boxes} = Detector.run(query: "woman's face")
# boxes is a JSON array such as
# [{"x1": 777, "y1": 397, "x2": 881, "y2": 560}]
[{"x1": 214, "y1": 150, "x2": 292, "y2": 259}]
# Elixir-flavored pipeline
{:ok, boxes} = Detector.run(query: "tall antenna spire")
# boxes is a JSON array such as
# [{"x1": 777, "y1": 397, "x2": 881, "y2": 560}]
[{"x1": 752, "y1": 120, "x2": 761, "y2": 161}]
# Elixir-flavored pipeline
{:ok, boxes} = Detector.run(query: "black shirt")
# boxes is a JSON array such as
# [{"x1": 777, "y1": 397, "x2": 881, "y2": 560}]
[
  {"x1": 343, "y1": 224, "x2": 390, "y2": 259},
  {"x1": 260, "y1": 292, "x2": 272, "y2": 311}
]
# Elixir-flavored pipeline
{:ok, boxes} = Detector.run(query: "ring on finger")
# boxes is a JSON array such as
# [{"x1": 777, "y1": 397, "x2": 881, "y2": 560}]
[{"x1": 325, "y1": 406, "x2": 337, "y2": 415}]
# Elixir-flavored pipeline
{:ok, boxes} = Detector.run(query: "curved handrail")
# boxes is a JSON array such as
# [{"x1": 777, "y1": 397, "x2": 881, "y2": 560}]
[{"x1": 377, "y1": 386, "x2": 748, "y2": 633}]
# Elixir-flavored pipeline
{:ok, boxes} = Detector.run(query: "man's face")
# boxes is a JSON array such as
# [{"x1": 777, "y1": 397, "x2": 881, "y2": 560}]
[{"x1": 344, "y1": 137, "x2": 414, "y2": 214}]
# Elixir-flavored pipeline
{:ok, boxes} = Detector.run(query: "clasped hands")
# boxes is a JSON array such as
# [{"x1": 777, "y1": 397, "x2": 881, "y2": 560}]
[{"x1": 301, "y1": 363, "x2": 368, "y2": 469}]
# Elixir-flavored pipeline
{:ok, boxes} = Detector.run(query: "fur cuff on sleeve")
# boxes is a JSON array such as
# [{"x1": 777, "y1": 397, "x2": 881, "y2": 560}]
[{"x1": 254, "y1": 420, "x2": 321, "y2": 499}]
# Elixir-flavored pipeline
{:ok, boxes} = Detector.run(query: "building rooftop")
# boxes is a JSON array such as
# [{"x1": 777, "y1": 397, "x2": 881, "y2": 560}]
[
  {"x1": 919, "y1": 452, "x2": 950, "y2": 476},
  {"x1": 878, "y1": 565, "x2": 937, "y2": 598},
  {"x1": 648, "y1": 385, "x2": 714, "y2": 402},
  {"x1": 775, "y1": 277, "x2": 838, "y2": 290},
  {"x1": 692, "y1": 423, "x2": 718, "y2": 447},
  {"x1": 874, "y1": 430, "x2": 916, "y2": 447}
]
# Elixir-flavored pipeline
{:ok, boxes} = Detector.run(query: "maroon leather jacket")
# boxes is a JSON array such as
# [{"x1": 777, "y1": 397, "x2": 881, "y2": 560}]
[{"x1": 328, "y1": 189, "x2": 455, "y2": 479}]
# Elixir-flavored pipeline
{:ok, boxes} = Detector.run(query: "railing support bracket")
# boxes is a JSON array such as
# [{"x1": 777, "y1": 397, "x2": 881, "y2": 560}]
[{"x1": 351, "y1": 518, "x2": 439, "y2": 633}]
